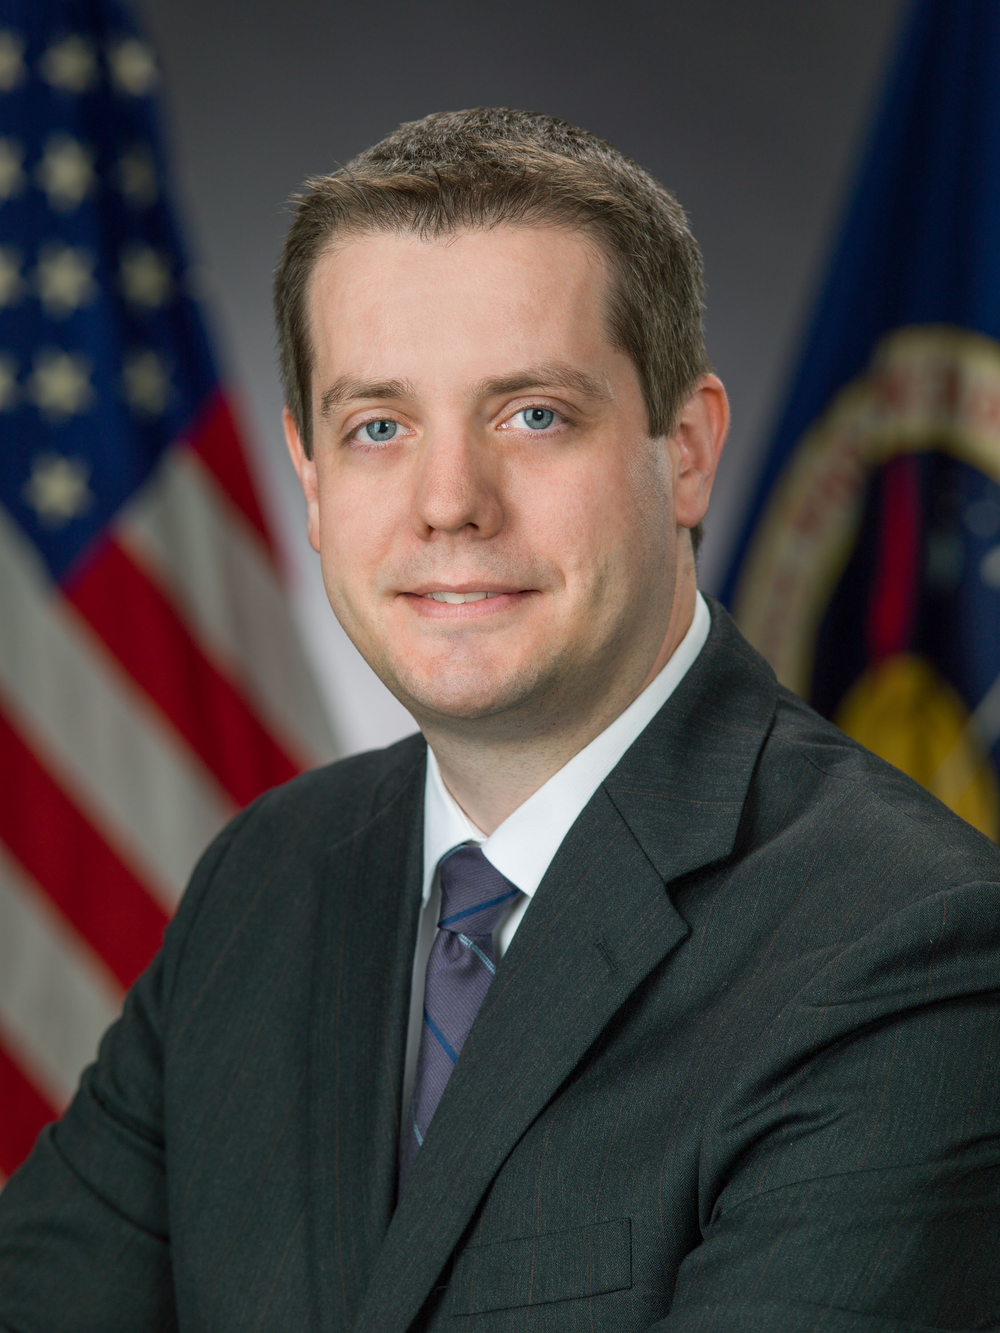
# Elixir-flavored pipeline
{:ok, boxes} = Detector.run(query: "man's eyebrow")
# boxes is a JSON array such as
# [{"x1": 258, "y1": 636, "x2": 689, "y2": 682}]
[
  {"x1": 471, "y1": 365, "x2": 612, "y2": 403},
  {"x1": 319, "y1": 376, "x2": 417, "y2": 418},
  {"x1": 318, "y1": 366, "x2": 611, "y2": 418}
]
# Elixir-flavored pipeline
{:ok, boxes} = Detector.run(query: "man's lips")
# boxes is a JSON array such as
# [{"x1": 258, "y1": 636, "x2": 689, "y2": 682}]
[{"x1": 398, "y1": 587, "x2": 537, "y2": 616}]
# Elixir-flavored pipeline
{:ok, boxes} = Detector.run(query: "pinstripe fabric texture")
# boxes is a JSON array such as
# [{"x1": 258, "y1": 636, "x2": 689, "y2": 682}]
[
  {"x1": 399, "y1": 848, "x2": 521, "y2": 1190},
  {"x1": 1, "y1": 601, "x2": 999, "y2": 1332}
]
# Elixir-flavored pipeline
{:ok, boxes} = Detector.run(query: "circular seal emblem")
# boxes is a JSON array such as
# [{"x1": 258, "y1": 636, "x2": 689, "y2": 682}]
[{"x1": 734, "y1": 324, "x2": 1000, "y2": 838}]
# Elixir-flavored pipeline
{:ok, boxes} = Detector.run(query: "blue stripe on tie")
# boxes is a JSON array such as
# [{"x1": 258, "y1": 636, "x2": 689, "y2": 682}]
[
  {"x1": 411, "y1": 1106, "x2": 424, "y2": 1147},
  {"x1": 424, "y1": 1008, "x2": 459, "y2": 1064},
  {"x1": 439, "y1": 887, "x2": 520, "y2": 928},
  {"x1": 459, "y1": 933, "x2": 496, "y2": 973}
]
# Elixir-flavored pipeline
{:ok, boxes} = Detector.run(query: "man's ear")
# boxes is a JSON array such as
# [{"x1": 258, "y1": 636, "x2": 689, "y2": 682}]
[
  {"x1": 283, "y1": 406, "x2": 321, "y2": 554},
  {"x1": 670, "y1": 374, "x2": 730, "y2": 531}
]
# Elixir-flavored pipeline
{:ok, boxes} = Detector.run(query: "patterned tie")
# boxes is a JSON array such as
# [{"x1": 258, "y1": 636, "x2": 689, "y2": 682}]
[{"x1": 399, "y1": 845, "x2": 522, "y2": 1189}]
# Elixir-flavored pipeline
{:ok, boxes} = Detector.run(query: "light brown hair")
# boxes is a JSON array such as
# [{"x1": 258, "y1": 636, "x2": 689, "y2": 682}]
[{"x1": 274, "y1": 107, "x2": 711, "y2": 466}]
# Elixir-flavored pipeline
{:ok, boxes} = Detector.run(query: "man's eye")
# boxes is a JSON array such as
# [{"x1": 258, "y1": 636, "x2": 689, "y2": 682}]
[
  {"x1": 512, "y1": 407, "x2": 557, "y2": 431},
  {"x1": 355, "y1": 418, "x2": 400, "y2": 443}
]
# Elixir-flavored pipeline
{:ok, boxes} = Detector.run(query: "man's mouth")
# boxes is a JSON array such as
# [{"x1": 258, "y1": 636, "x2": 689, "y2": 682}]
[{"x1": 421, "y1": 591, "x2": 506, "y2": 604}]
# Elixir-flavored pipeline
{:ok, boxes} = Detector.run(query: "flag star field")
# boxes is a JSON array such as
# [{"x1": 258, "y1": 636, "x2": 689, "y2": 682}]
[{"x1": 0, "y1": 6, "x2": 214, "y2": 579}]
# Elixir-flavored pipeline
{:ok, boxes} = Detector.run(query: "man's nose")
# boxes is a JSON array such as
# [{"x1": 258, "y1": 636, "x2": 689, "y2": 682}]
[{"x1": 411, "y1": 426, "x2": 503, "y2": 541}]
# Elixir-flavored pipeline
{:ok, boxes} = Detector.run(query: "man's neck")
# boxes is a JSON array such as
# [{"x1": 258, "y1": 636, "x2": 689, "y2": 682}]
[{"x1": 423, "y1": 582, "x2": 697, "y2": 834}]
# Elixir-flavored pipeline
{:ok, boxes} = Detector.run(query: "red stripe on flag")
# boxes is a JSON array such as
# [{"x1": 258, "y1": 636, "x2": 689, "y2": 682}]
[
  {"x1": 0, "y1": 1035, "x2": 59, "y2": 1179},
  {"x1": 64, "y1": 539, "x2": 301, "y2": 808},
  {"x1": 186, "y1": 390, "x2": 275, "y2": 558},
  {"x1": 868, "y1": 454, "x2": 922, "y2": 662},
  {"x1": 0, "y1": 706, "x2": 169, "y2": 990}
]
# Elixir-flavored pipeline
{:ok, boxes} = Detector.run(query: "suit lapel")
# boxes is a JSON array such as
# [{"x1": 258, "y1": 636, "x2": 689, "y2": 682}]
[
  {"x1": 352, "y1": 604, "x2": 778, "y2": 1333},
  {"x1": 353, "y1": 787, "x2": 688, "y2": 1333},
  {"x1": 602, "y1": 599, "x2": 778, "y2": 885},
  {"x1": 307, "y1": 741, "x2": 426, "y2": 1331}
]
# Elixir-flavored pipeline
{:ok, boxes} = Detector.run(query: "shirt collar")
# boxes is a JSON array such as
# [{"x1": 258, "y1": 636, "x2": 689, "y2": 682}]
[{"x1": 422, "y1": 590, "x2": 711, "y2": 903}]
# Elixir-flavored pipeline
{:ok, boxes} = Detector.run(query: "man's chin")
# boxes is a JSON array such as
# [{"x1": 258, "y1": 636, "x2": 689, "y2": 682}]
[
  {"x1": 380, "y1": 661, "x2": 555, "y2": 730},
  {"x1": 399, "y1": 682, "x2": 531, "y2": 726}
]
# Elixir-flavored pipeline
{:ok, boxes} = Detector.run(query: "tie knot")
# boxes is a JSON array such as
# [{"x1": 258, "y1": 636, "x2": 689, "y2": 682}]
[{"x1": 437, "y1": 845, "x2": 521, "y2": 937}]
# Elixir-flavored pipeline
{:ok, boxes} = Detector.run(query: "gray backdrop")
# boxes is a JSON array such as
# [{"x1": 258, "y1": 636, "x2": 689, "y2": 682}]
[{"x1": 136, "y1": 0, "x2": 906, "y2": 755}]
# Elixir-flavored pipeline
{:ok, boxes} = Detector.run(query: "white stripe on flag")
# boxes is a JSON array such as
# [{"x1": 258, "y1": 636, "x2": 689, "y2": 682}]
[
  {"x1": 0, "y1": 507, "x2": 235, "y2": 910},
  {"x1": 0, "y1": 842, "x2": 122, "y2": 1109},
  {"x1": 120, "y1": 447, "x2": 336, "y2": 767}
]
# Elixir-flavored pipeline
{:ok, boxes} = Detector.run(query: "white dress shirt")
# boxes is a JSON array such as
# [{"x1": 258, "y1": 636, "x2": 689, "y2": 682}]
[{"x1": 402, "y1": 591, "x2": 711, "y2": 1115}]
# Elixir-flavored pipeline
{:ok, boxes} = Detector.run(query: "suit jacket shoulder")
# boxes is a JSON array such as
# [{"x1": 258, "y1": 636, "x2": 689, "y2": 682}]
[
  {"x1": 0, "y1": 729, "x2": 429, "y2": 1333},
  {"x1": 762, "y1": 673, "x2": 1000, "y2": 891},
  {"x1": 219, "y1": 727, "x2": 427, "y2": 864}
]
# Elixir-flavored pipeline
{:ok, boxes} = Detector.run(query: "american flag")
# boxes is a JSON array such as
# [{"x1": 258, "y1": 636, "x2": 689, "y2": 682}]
[{"x1": 0, "y1": 0, "x2": 335, "y2": 1182}]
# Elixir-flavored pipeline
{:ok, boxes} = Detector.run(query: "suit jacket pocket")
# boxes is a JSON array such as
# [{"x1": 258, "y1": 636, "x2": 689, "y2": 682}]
[{"x1": 449, "y1": 1217, "x2": 631, "y2": 1316}]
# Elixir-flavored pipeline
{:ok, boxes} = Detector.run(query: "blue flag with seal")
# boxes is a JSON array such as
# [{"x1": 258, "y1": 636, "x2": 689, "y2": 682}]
[{"x1": 722, "y1": 0, "x2": 1000, "y2": 841}]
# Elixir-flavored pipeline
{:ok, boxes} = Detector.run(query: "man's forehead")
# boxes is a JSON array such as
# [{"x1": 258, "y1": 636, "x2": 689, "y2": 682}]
[
  {"x1": 308, "y1": 222, "x2": 609, "y2": 315},
  {"x1": 307, "y1": 226, "x2": 620, "y2": 412}
]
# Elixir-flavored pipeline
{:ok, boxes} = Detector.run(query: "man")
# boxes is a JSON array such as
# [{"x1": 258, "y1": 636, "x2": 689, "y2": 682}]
[{"x1": 1, "y1": 108, "x2": 999, "y2": 1331}]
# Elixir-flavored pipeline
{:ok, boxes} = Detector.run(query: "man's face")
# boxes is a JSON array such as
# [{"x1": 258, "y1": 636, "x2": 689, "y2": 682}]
[{"x1": 286, "y1": 224, "x2": 723, "y2": 739}]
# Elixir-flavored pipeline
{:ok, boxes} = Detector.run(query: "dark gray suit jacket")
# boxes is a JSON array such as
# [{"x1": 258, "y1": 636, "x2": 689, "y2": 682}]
[{"x1": 2, "y1": 602, "x2": 1000, "y2": 1331}]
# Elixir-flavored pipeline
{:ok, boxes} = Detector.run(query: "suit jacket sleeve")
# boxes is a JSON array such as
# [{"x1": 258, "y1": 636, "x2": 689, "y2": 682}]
[
  {"x1": 649, "y1": 875, "x2": 1000, "y2": 1331},
  {"x1": 0, "y1": 802, "x2": 255, "y2": 1333}
]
